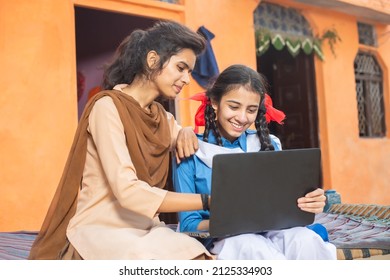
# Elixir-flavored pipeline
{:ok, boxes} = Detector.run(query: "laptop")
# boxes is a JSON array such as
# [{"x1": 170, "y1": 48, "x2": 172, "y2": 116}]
[{"x1": 188, "y1": 148, "x2": 321, "y2": 238}]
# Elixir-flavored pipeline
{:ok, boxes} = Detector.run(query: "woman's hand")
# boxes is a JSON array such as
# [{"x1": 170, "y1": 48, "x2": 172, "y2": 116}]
[
  {"x1": 197, "y1": 220, "x2": 210, "y2": 231},
  {"x1": 297, "y1": 188, "x2": 326, "y2": 214},
  {"x1": 175, "y1": 127, "x2": 199, "y2": 164}
]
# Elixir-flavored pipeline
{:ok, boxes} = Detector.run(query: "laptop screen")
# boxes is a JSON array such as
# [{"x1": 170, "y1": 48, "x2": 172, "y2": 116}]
[{"x1": 209, "y1": 148, "x2": 321, "y2": 238}]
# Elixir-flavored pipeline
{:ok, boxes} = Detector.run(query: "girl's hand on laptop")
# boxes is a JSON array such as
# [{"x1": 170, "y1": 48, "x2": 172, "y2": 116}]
[{"x1": 297, "y1": 188, "x2": 326, "y2": 214}]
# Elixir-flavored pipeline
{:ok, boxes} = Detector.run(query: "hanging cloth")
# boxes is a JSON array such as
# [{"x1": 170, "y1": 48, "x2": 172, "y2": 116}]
[{"x1": 192, "y1": 26, "x2": 220, "y2": 88}]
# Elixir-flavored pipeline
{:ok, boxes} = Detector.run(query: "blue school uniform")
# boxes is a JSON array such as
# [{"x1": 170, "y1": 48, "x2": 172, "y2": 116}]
[
  {"x1": 174, "y1": 130, "x2": 335, "y2": 259},
  {"x1": 175, "y1": 130, "x2": 281, "y2": 232}
]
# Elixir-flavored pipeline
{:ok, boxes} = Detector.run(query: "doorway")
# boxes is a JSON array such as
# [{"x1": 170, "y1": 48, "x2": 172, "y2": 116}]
[
  {"x1": 75, "y1": 7, "x2": 161, "y2": 118},
  {"x1": 257, "y1": 46, "x2": 319, "y2": 150}
]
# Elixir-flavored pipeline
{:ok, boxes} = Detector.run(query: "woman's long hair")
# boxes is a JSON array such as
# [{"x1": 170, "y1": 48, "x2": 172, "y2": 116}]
[{"x1": 103, "y1": 20, "x2": 206, "y2": 89}]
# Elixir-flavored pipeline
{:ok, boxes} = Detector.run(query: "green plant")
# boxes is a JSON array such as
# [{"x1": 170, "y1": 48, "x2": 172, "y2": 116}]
[{"x1": 319, "y1": 28, "x2": 342, "y2": 57}]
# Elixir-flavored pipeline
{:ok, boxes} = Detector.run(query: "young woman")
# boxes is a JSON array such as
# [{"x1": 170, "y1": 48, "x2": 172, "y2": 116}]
[
  {"x1": 175, "y1": 64, "x2": 337, "y2": 259},
  {"x1": 29, "y1": 20, "x2": 212, "y2": 260}
]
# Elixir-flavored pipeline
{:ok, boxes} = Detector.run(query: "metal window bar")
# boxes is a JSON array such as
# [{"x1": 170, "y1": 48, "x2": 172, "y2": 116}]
[
  {"x1": 357, "y1": 22, "x2": 377, "y2": 47},
  {"x1": 354, "y1": 52, "x2": 386, "y2": 137}
]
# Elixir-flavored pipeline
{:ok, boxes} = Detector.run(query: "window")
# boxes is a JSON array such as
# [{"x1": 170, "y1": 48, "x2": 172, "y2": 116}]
[
  {"x1": 354, "y1": 52, "x2": 386, "y2": 137},
  {"x1": 357, "y1": 22, "x2": 377, "y2": 47}
]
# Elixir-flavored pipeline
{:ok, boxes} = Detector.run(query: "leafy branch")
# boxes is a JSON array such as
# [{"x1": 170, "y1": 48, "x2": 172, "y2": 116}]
[{"x1": 319, "y1": 28, "x2": 342, "y2": 57}]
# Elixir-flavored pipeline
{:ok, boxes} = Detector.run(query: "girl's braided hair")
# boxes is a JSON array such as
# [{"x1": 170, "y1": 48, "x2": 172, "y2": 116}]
[{"x1": 203, "y1": 64, "x2": 274, "y2": 151}]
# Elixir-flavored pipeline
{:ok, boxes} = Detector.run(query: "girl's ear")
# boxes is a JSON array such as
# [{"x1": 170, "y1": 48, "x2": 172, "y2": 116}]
[
  {"x1": 211, "y1": 99, "x2": 218, "y2": 112},
  {"x1": 146, "y1": 50, "x2": 159, "y2": 69}
]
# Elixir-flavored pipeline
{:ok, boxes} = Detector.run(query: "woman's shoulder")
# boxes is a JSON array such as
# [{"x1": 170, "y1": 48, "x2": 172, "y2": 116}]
[
  {"x1": 165, "y1": 110, "x2": 175, "y2": 121},
  {"x1": 94, "y1": 95, "x2": 114, "y2": 104},
  {"x1": 91, "y1": 95, "x2": 117, "y2": 114}
]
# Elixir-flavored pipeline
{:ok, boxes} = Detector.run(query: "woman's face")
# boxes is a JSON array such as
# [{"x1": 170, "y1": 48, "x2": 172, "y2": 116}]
[
  {"x1": 212, "y1": 86, "x2": 261, "y2": 142},
  {"x1": 154, "y1": 48, "x2": 196, "y2": 99}
]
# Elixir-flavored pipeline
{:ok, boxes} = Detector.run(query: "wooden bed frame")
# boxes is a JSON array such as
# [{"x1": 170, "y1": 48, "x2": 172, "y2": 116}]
[
  {"x1": 1, "y1": 204, "x2": 389, "y2": 260},
  {"x1": 317, "y1": 204, "x2": 390, "y2": 260}
]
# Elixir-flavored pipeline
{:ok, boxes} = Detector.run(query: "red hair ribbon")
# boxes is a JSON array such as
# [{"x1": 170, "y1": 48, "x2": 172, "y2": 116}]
[
  {"x1": 264, "y1": 93, "x2": 286, "y2": 124},
  {"x1": 189, "y1": 92, "x2": 285, "y2": 133},
  {"x1": 189, "y1": 92, "x2": 209, "y2": 133}
]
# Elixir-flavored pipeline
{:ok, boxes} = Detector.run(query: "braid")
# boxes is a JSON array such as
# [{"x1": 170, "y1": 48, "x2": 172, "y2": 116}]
[
  {"x1": 255, "y1": 98, "x2": 275, "y2": 151},
  {"x1": 203, "y1": 104, "x2": 212, "y2": 143},
  {"x1": 203, "y1": 103, "x2": 223, "y2": 146},
  {"x1": 212, "y1": 120, "x2": 223, "y2": 147}
]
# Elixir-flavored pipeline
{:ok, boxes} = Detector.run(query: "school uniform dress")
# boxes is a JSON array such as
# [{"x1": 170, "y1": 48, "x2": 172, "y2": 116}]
[{"x1": 175, "y1": 131, "x2": 337, "y2": 260}]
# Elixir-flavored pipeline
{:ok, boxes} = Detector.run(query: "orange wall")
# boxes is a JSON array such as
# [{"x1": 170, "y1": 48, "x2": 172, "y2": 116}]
[
  {"x1": 1, "y1": 0, "x2": 389, "y2": 231},
  {"x1": 177, "y1": 0, "x2": 260, "y2": 126},
  {"x1": 284, "y1": 0, "x2": 390, "y2": 204},
  {"x1": 341, "y1": 0, "x2": 390, "y2": 14},
  {"x1": 0, "y1": 0, "x2": 261, "y2": 231},
  {"x1": 319, "y1": 12, "x2": 389, "y2": 205},
  {"x1": 0, "y1": 0, "x2": 185, "y2": 231},
  {"x1": 0, "y1": 0, "x2": 78, "y2": 231},
  {"x1": 185, "y1": 0, "x2": 390, "y2": 205}
]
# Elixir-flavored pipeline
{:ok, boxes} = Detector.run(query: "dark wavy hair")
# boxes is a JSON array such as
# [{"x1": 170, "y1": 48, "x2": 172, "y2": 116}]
[
  {"x1": 102, "y1": 20, "x2": 206, "y2": 89},
  {"x1": 203, "y1": 64, "x2": 274, "y2": 151}
]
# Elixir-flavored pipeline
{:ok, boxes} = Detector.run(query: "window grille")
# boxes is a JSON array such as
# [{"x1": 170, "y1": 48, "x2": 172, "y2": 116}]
[
  {"x1": 357, "y1": 22, "x2": 377, "y2": 47},
  {"x1": 354, "y1": 52, "x2": 386, "y2": 137},
  {"x1": 254, "y1": 3, "x2": 313, "y2": 37}
]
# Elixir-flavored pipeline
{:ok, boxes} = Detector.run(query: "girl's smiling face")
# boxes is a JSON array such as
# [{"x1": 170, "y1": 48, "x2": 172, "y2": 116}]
[{"x1": 212, "y1": 86, "x2": 261, "y2": 142}]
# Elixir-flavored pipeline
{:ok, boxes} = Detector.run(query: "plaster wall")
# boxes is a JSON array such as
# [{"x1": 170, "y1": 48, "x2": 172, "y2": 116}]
[{"x1": 0, "y1": 0, "x2": 389, "y2": 231}]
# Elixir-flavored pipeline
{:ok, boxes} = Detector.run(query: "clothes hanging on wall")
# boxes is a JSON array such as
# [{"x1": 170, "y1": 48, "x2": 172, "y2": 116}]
[{"x1": 192, "y1": 26, "x2": 219, "y2": 89}]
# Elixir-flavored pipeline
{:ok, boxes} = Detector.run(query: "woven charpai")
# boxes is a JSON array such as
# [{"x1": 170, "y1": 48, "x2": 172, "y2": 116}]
[
  {"x1": 317, "y1": 204, "x2": 390, "y2": 260},
  {"x1": 328, "y1": 204, "x2": 390, "y2": 224},
  {"x1": 0, "y1": 204, "x2": 389, "y2": 260}
]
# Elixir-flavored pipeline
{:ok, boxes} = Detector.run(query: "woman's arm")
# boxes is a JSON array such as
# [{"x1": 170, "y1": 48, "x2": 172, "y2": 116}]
[
  {"x1": 166, "y1": 112, "x2": 199, "y2": 163},
  {"x1": 91, "y1": 101, "x2": 205, "y2": 218},
  {"x1": 158, "y1": 191, "x2": 203, "y2": 212},
  {"x1": 173, "y1": 157, "x2": 210, "y2": 232},
  {"x1": 90, "y1": 97, "x2": 168, "y2": 218},
  {"x1": 175, "y1": 127, "x2": 199, "y2": 164}
]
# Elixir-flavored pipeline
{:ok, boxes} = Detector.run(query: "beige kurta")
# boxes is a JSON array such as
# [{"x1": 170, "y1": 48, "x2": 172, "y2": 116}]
[{"x1": 66, "y1": 96, "x2": 208, "y2": 259}]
